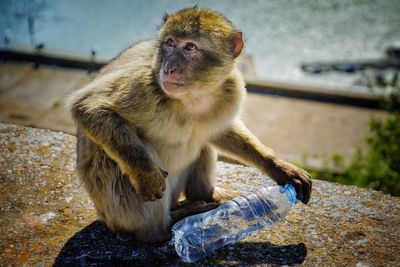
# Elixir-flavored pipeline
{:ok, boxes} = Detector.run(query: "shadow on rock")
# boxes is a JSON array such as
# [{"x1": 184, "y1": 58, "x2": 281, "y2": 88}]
[
  {"x1": 219, "y1": 241, "x2": 307, "y2": 265},
  {"x1": 54, "y1": 220, "x2": 307, "y2": 266}
]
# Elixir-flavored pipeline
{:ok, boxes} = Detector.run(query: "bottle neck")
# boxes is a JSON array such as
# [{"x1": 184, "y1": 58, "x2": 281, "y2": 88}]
[{"x1": 283, "y1": 184, "x2": 299, "y2": 205}]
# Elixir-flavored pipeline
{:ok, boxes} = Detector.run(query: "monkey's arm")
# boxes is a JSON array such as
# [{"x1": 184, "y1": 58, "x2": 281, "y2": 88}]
[
  {"x1": 71, "y1": 98, "x2": 167, "y2": 201},
  {"x1": 211, "y1": 121, "x2": 312, "y2": 203}
]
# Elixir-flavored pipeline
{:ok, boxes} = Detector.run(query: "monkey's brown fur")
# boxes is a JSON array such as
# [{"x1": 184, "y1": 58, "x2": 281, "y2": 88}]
[{"x1": 68, "y1": 7, "x2": 311, "y2": 243}]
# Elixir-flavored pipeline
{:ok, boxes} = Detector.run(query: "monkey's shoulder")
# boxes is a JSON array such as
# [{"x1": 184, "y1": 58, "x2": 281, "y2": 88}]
[
  {"x1": 99, "y1": 39, "x2": 157, "y2": 76},
  {"x1": 87, "y1": 39, "x2": 160, "y2": 97},
  {"x1": 119, "y1": 39, "x2": 157, "y2": 64}
]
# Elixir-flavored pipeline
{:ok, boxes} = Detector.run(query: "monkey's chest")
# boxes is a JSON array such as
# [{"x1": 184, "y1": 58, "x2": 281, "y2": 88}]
[
  {"x1": 157, "y1": 143, "x2": 200, "y2": 173},
  {"x1": 146, "y1": 125, "x2": 210, "y2": 173}
]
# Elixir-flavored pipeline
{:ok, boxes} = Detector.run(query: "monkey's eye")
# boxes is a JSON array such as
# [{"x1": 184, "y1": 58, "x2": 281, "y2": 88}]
[
  {"x1": 166, "y1": 38, "x2": 176, "y2": 48},
  {"x1": 184, "y1": 42, "x2": 197, "y2": 51}
]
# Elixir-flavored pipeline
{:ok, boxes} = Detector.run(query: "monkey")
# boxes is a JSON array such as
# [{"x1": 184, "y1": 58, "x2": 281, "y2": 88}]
[{"x1": 67, "y1": 7, "x2": 312, "y2": 243}]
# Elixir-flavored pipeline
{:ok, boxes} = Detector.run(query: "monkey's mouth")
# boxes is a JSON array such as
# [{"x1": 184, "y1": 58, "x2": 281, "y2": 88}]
[{"x1": 162, "y1": 81, "x2": 186, "y2": 93}]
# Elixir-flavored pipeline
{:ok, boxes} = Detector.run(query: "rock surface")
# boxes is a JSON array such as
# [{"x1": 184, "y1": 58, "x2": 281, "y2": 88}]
[{"x1": 0, "y1": 122, "x2": 399, "y2": 266}]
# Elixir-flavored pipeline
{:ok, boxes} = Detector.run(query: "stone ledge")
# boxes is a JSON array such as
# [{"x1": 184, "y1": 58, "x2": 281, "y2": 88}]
[{"x1": 0, "y1": 122, "x2": 399, "y2": 266}]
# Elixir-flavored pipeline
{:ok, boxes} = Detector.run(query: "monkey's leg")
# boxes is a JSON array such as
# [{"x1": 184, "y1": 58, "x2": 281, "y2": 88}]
[
  {"x1": 170, "y1": 200, "x2": 219, "y2": 223},
  {"x1": 184, "y1": 145, "x2": 240, "y2": 204},
  {"x1": 78, "y1": 138, "x2": 171, "y2": 243},
  {"x1": 71, "y1": 103, "x2": 168, "y2": 202},
  {"x1": 170, "y1": 146, "x2": 239, "y2": 223}
]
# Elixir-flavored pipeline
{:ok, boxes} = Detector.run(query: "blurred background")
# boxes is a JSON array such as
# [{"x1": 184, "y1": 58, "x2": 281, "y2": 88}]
[{"x1": 1, "y1": 0, "x2": 399, "y2": 195}]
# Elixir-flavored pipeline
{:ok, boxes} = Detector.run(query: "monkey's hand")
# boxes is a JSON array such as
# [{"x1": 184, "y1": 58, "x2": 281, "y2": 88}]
[
  {"x1": 268, "y1": 158, "x2": 312, "y2": 204},
  {"x1": 131, "y1": 167, "x2": 168, "y2": 201}
]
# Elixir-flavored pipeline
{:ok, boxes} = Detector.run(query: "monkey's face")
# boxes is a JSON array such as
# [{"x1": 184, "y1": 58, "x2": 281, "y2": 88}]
[
  {"x1": 158, "y1": 36, "x2": 201, "y2": 95},
  {"x1": 158, "y1": 36, "x2": 231, "y2": 97},
  {"x1": 158, "y1": 34, "x2": 243, "y2": 98},
  {"x1": 157, "y1": 8, "x2": 244, "y2": 98}
]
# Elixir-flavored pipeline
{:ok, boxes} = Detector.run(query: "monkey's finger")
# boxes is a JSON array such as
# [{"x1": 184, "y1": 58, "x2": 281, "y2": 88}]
[
  {"x1": 292, "y1": 180, "x2": 303, "y2": 202},
  {"x1": 204, "y1": 202, "x2": 220, "y2": 211},
  {"x1": 191, "y1": 200, "x2": 207, "y2": 207},
  {"x1": 141, "y1": 195, "x2": 150, "y2": 201},
  {"x1": 161, "y1": 170, "x2": 168, "y2": 178},
  {"x1": 140, "y1": 193, "x2": 157, "y2": 202},
  {"x1": 191, "y1": 201, "x2": 219, "y2": 213},
  {"x1": 301, "y1": 176, "x2": 312, "y2": 204}
]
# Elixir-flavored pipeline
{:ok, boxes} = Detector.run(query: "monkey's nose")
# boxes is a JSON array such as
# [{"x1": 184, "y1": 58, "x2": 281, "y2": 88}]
[{"x1": 164, "y1": 68, "x2": 177, "y2": 75}]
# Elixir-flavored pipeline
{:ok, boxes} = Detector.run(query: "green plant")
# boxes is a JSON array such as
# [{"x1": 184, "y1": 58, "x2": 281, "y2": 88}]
[
  {"x1": 316, "y1": 73, "x2": 400, "y2": 196},
  {"x1": 336, "y1": 112, "x2": 400, "y2": 195}
]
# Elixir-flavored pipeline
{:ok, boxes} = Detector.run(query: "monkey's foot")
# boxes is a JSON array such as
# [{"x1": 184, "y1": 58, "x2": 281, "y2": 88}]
[
  {"x1": 212, "y1": 186, "x2": 240, "y2": 203},
  {"x1": 171, "y1": 201, "x2": 219, "y2": 223}
]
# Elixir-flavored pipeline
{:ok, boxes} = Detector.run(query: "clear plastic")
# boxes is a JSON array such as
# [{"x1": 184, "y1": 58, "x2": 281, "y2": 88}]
[{"x1": 172, "y1": 184, "x2": 299, "y2": 263}]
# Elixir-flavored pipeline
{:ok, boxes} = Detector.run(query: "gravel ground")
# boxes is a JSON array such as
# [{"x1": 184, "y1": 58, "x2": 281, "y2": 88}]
[{"x1": 0, "y1": 122, "x2": 399, "y2": 266}]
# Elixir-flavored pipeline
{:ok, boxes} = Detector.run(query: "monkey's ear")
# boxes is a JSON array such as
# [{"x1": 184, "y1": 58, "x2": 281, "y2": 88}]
[
  {"x1": 162, "y1": 12, "x2": 169, "y2": 23},
  {"x1": 231, "y1": 32, "x2": 244, "y2": 57}
]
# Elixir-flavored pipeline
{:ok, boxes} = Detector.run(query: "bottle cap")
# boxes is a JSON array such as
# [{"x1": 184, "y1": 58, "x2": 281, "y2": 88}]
[{"x1": 284, "y1": 184, "x2": 299, "y2": 204}]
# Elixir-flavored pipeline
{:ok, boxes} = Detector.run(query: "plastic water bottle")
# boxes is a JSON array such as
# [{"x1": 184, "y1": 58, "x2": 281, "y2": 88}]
[{"x1": 172, "y1": 184, "x2": 299, "y2": 263}]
